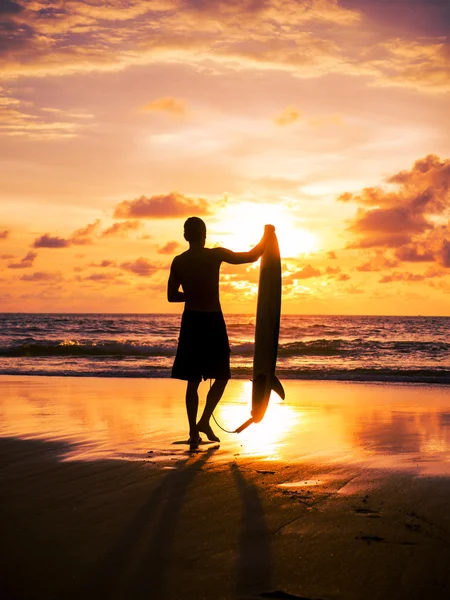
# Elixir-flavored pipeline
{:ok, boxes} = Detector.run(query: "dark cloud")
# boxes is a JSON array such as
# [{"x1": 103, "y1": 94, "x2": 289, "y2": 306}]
[
  {"x1": 20, "y1": 271, "x2": 61, "y2": 282},
  {"x1": 0, "y1": 0, "x2": 33, "y2": 55},
  {"x1": 157, "y1": 241, "x2": 180, "y2": 255},
  {"x1": 33, "y1": 234, "x2": 70, "y2": 248},
  {"x1": 341, "y1": 155, "x2": 450, "y2": 267},
  {"x1": 114, "y1": 191, "x2": 212, "y2": 219},
  {"x1": 0, "y1": 1, "x2": 23, "y2": 15},
  {"x1": 8, "y1": 250, "x2": 37, "y2": 269},
  {"x1": 120, "y1": 258, "x2": 158, "y2": 277},
  {"x1": 0, "y1": 253, "x2": 14, "y2": 259},
  {"x1": 342, "y1": 0, "x2": 450, "y2": 38},
  {"x1": 102, "y1": 220, "x2": 141, "y2": 237},
  {"x1": 0, "y1": 229, "x2": 9, "y2": 239}
]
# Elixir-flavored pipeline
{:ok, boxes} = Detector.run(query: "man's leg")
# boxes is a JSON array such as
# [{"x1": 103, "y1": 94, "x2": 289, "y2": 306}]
[
  {"x1": 186, "y1": 380, "x2": 201, "y2": 442},
  {"x1": 197, "y1": 379, "x2": 228, "y2": 442}
]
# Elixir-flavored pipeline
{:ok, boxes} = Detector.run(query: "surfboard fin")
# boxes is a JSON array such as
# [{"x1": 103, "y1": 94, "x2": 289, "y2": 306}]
[{"x1": 272, "y1": 375, "x2": 285, "y2": 400}]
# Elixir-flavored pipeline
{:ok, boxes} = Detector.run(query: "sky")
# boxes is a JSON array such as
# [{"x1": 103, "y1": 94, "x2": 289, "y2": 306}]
[{"x1": 1, "y1": 0, "x2": 449, "y2": 315}]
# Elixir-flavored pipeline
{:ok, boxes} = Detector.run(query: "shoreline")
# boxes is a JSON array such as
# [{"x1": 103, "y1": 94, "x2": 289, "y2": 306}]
[{"x1": 2, "y1": 370, "x2": 450, "y2": 385}]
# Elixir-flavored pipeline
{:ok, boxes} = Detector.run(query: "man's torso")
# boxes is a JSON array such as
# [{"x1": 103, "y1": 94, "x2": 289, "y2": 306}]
[{"x1": 173, "y1": 247, "x2": 222, "y2": 311}]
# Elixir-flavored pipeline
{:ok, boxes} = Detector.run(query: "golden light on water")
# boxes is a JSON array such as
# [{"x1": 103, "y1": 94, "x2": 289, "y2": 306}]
[
  {"x1": 216, "y1": 381, "x2": 300, "y2": 458},
  {"x1": 214, "y1": 202, "x2": 319, "y2": 258}
]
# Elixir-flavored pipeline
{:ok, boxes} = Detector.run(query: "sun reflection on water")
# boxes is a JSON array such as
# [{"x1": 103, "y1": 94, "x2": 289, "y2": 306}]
[{"x1": 216, "y1": 381, "x2": 300, "y2": 459}]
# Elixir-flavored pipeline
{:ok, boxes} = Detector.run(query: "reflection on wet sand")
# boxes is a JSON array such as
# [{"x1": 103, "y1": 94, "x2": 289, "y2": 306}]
[{"x1": 1, "y1": 376, "x2": 450, "y2": 474}]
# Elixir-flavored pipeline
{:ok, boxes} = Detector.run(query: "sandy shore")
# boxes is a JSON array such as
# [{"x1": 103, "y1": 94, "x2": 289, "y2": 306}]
[{"x1": 2, "y1": 376, "x2": 450, "y2": 599}]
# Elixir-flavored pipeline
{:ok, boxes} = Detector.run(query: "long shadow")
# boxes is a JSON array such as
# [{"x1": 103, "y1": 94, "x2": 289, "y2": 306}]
[
  {"x1": 86, "y1": 447, "x2": 216, "y2": 599},
  {"x1": 231, "y1": 463, "x2": 273, "y2": 598}
]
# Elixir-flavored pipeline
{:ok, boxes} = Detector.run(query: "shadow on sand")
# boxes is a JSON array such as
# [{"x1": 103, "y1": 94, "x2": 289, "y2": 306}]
[
  {"x1": 231, "y1": 463, "x2": 273, "y2": 598},
  {"x1": 87, "y1": 447, "x2": 217, "y2": 599}
]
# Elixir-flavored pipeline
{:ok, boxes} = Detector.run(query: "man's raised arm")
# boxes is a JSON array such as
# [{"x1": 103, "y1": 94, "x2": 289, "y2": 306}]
[{"x1": 215, "y1": 225, "x2": 275, "y2": 265}]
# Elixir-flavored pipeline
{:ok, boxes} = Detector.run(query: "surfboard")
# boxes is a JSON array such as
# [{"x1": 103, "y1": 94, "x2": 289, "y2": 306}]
[{"x1": 236, "y1": 229, "x2": 285, "y2": 433}]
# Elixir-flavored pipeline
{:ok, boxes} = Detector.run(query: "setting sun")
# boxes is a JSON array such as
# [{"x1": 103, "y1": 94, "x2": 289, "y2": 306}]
[{"x1": 213, "y1": 202, "x2": 320, "y2": 258}]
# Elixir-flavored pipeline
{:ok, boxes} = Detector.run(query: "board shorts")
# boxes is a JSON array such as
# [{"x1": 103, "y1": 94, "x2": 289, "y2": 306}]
[{"x1": 171, "y1": 310, "x2": 231, "y2": 382}]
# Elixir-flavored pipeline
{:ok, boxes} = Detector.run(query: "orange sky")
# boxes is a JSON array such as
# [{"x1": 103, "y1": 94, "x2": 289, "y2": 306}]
[{"x1": 1, "y1": 0, "x2": 450, "y2": 315}]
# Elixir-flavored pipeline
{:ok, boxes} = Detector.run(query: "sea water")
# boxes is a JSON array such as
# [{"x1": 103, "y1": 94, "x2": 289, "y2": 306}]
[{"x1": 1, "y1": 313, "x2": 450, "y2": 383}]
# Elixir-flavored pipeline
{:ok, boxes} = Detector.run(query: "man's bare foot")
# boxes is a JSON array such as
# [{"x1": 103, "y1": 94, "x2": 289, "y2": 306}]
[
  {"x1": 197, "y1": 420, "x2": 220, "y2": 442},
  {"x1": 188, "y1": 430, "x2": 202, "y2": 449}
]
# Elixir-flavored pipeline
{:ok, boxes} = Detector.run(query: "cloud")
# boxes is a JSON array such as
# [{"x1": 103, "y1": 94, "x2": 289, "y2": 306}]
[
  {"x1": 114, "y1": 191, "x2": 212, "y2": 219},
  {"x1": 101, "y1": 220, "x2": 142, "y2": 237},
  {"x1": 0, "y1": 1, "x2": 23, "y2": 15},
  {"x1": 337, "y1": 273, "x2": 350, "y2": 281},
  {"x1": 120, "y1": 257, "x2": 158, "y2": 277},
  {"x1": 0, "y1": 253, "x2": 14, "y2": 259},
  {"x1": 89, "y1": 259, "x2": 117, "y2": 268},
  {"x1": 341, "y1": 154, "x2": 450, "y2": 267},
  {"x1": 33, "y1": 234, "x2": 70, "y2": 248},
  {"x1": 379, "y1": 272, "x2": 425, "y2": 284},
  {"x1": 287, "y1": 264, "x2": 321, "y2": 280},
  {"x1": 142, "y1": 97, "x2": 186, "y2": 116},
  {"x1": 327, "y1": 251, "x2": 337, "y2": 260},
  {"x1": 20, "y1": 271, "x2": 61, "y2": 282},
  {"x1": 1, "y1": 0, "x2": 449, "y2": 95},
  {"x1": 0, "y1": 229, "x2": 9, "y2": 239},
  {"x1": 274, "y1": 106, "x2": 301, "y2": 126},
  {"x1": 157, "y1": 241, "x2": 180, "y2": 255},
  {"x1": 356, "y1": 253, "x2": 398, "y2": 272},
  {"x1": 325, "y1": 266, "x2": 340, "y2": 275},
  {"x1": 82, "y1": 273, "x2": 124, "y2": 283},
  {"x1": 8, "y1": 250, "x2": 37, "y2": 269},
  {"x1": 33, "y1": 220, "x2": 101, "y2": 248},
  {"x1": 70, "y1": 219, "x2": 101, "y2": 245},
  {"x1": 0, "y1": 87, "x2": 86, "y2": 139},
  {"x1": 394, "y1": 244, "x2": 434, "y2": 263}
]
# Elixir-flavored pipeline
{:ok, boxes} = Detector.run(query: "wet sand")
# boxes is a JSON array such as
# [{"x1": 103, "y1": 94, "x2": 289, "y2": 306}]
[{"x1": 2, "y1": 376, "x2": 450, "y2": 599}]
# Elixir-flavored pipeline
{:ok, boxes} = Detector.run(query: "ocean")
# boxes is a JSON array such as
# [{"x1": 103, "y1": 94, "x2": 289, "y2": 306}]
[{"x1": 1, "y1": 313, "x2": 450, "y2": 383}]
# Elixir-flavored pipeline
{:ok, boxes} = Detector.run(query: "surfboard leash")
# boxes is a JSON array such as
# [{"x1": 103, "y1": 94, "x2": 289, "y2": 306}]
[
  {"x1": 208, "y1": 379, "x2": 254, "y2": 434},
  {"x1": 211, "y1": 412, "x2": 238, "y2": 434}
]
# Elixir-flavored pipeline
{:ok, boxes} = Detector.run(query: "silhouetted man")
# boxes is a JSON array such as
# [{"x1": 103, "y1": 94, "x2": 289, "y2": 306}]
[{"x1": 168, "y1": 217, "x2": 273, "y2": 448}]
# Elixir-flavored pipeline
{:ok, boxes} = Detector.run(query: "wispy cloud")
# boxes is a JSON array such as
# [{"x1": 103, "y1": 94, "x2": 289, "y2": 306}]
[
  {"x1": 274, "y1": 106, "x2": 301, "y2": 126},
  {"x1": 142, "y1": 97, "x2": 186, "y2": 116},
  {"x1": 102, "y1": 221, "x2": 142, "y2": 237}
]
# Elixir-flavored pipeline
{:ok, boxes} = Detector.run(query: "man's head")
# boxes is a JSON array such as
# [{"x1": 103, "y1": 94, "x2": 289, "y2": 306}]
[{"x1": 184, "y1": 217, "x2": 206, "y2": 244}]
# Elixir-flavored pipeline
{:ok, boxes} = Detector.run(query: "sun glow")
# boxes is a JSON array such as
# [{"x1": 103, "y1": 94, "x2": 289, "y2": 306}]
[
  {"x1": 217, "y1": 381, "x2": 299, "y2": 458},
  {"x1": 213, "y1": 202, "x2": 319, "y2": 258}
]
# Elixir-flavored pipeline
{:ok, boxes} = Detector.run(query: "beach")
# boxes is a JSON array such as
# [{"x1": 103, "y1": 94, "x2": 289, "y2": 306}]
[{"x1": 2, "y1": 376, "x2": 450, "y2": 599}]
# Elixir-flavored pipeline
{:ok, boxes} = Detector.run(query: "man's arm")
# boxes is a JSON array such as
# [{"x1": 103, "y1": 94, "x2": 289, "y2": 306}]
[
  {"x1": 215, "y1": 225, "x2": 275, "y2": 265},
  {"x1": 167, "y1": 259, "x2": 185, "y2": 302}
]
